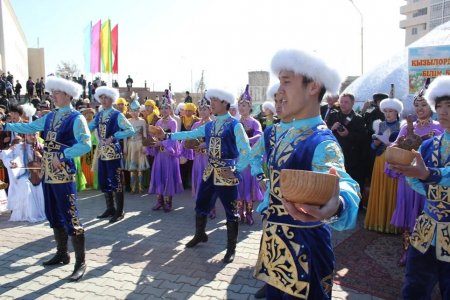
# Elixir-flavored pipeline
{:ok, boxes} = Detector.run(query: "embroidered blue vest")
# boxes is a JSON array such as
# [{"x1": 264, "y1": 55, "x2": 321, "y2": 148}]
[
  {"x1": 265, "y1": 123, "x2": 338, "y2": 227},
  {"x1": 95, "y1": 110, "x2": 122, "y2": 160},
  {"x1": 42, "y1": 110, "x2": 79, "y2": 183}
]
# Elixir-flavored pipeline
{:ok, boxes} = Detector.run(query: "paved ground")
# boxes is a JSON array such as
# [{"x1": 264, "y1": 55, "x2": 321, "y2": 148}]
[{"x1": 0, "y1": 189, "x2": 382, "y2": 299}]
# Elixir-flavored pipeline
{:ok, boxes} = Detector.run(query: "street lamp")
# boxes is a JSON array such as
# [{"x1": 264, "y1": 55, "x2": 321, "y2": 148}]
[{"x1": 348, "y1": 0, "x2": 364, "y2": 75}]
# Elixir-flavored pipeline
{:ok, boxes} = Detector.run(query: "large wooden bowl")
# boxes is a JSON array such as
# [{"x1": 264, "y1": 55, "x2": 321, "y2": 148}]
[
  {"x1": 184, "y1": 139, "x2": 200, "y2": 149},
  {"x1": 385, "y1": 147, "x2": 415, "y2": 166},
  {"x1": 280, "y1": 169, "x2": 338, "y2": 206}
]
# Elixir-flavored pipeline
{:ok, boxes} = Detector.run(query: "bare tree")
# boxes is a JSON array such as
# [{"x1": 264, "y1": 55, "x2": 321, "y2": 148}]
[{"x1": 55, "y1": 61, "x2": 80, "y2": 80}]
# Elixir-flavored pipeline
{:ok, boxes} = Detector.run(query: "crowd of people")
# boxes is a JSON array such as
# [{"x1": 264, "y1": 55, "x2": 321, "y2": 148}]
[{"x1": 0, "y1": 47, "x2": 449, "y2": 299}]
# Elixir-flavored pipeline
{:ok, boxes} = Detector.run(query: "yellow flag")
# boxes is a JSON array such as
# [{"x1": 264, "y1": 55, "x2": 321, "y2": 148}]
[{"x1": 101, "y1": 19, "x2": 112, "y2": 73}]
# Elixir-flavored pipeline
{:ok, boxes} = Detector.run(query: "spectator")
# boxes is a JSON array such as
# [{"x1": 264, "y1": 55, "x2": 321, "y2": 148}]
[
  {"x1": 6, "y1": 71, "x2": 13, "y2": 84},
  {"x1": 5, "y1": 80, "x2": 13, "y2": 98},
  {"x1": 320, "y1": 94, "x2": 339, "y2": 122},
  {"x1": 78, "y1": 75, "x2": 86, "y2": 97},
  {"x1": 0, "y1": 75, "x2": 5, "y2": 96},
  {"x1": 26, "y1": 77, "x2": 34, "y2": 99},
  {"x1": 184, "y1": 91, "x2": 192, "y2": 103},
  {"x1": 14, "y1": 80, "x2": 22, "y2": 101},
  {"x1": 126, "y1": 75, "x2": 133, "y2": 91},
  {"x1": 326, "y1": 93, "x2": 367, "y2": 193}
]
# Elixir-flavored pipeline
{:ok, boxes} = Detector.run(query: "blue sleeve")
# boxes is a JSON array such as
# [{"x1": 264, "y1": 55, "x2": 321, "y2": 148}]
[
  {"x1": 114, "y1": 113, "x2": 135, "y2": 140},
  {"x1": 5, "y1": 114, "x2": 48, "y2": 133},
  {"x1": 406, "y1": 176, "x2": 427, "y2": 196},
  {"x1": 248, "y1": 137, "x2": 266, "y2": 177},
  {"x1": 312, "y1": 140, "x2": 361, "y2": 231},
  {"x1": 170, "y1": 124, "x2": 206, "y2": 140},
  {"x1": 61, "y1": 115, "x2": 92, "y2": 160},
  {"x1": 234, "y1": 123, "x2": 252, "y2": 173},
  {"x1": 88, "y1": 115, "x2": 98, "y2": 131}
]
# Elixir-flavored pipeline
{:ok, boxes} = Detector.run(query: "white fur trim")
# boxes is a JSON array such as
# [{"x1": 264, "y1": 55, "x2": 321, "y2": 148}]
[
  {"x1": 94, "y1": 86, "x2": 119, "y2": 102},
  {"x1": 262, "y1": 101, "x2": 276, "y2": 115},
  {"x1": 266, "y1": 83, "x2": 280, "y2": 100},
  {"x1": 205, "y1": 89, "x2": 236, "y2": 105},
  {"x1": 45, "y1": 76, "x2": 82, "y2": 98},
  {"x1": 271, "y1": 49, "x2": 342, "y2": 95},
  {"x1": 379, "y1": 97, "x2": 403, "y2": 114},
  {"x1": 425, "y1": 75, "x2": 450, "y2": 111}
]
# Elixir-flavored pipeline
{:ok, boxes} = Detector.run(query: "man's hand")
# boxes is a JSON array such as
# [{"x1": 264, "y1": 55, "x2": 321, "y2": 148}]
[
  {"x1": 52, "y1": 155, "x2": 64, "y2": 171},
  {"x1": 389, "y1": 150, "x2": 429, "y2": 179},
  {"x1": 102, "y1": 137, "x2": 113, "y2": 146},
  {"x1": 331, "y1": 122, "x2": 341, "y2": 131},
  {"x1": 281, "y1": 168, "x2": 341, "y2": 222},
  {"x1": 337, "y1": 125, "x2": 349, "y2": 137},
  {"x1": 221, "y1": 168, "x2": 236, "y2": 179}
]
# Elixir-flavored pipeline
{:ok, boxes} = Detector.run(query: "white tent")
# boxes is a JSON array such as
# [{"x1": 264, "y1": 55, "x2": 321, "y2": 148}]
[{"x1": 344, "y1": 21, "x2": 450, "y2": 115}]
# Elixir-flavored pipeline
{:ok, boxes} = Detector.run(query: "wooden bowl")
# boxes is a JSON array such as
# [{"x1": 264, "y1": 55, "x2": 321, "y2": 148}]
[
  {"x1": 148, "y1": 125, "x2": 161, "y2": 135},
  {"x1": 280, "y1": 169, "x2": 338, "y2": 206},
  {"x1": 184, "y1": 139, "x2": 200, "y2": 149},
  {"x1": 142, "y1": 136, "x2": 158, "y2": 147},
  {"x1": 385, "y1": 147, "x2": 415, "y2": 166}
]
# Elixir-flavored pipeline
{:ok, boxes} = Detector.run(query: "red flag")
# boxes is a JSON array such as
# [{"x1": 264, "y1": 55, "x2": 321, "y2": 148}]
[{"x1": 111, "y1": 24, "x2": 119, "y2": 74}]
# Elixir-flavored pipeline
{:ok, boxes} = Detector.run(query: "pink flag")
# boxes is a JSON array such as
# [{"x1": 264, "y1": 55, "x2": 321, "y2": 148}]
[
  {"x1": 90, "y1": 20, "x2": 101, "y2": 73},
  {"x1": 111, "y1": 24, "x2": 118, "y2": 74}
]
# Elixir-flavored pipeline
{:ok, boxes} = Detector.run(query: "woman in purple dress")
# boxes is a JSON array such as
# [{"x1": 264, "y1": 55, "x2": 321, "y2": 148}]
[
  {"x1": 148, "y1": 97, "x2": 184, "y2": 212},
  {"x1": 190, "y1": 97, "x2": 215, "y2": 218},
  {"x1": 390, "y1": 95, "x2": 443, "y2": 266},
  {"x1": 237, "y1": 85, "x2": 264, "y2": 225}
]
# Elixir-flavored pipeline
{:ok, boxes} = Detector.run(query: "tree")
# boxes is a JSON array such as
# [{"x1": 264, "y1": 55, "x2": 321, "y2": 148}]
[{"x1": 55, "y1": 61, "x2": 80, "y2": 80}]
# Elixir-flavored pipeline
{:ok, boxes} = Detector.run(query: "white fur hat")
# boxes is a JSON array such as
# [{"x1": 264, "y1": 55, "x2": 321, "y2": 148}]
[
  {"x1": 379, "y1": 97, "x2": 403, "y2": 114},
  {"x1": 45, "y1": 76, "x2": 82, "y2": 98},
  {"x1": 262, "y1": 101, "x2": 276, "y2": 115},
  {"x1": 175, "y1": 102, "x2": 186, "y2": 115},
  {"x1": 271, "y1": 49, "x2": 342, "y2": 95},
  {"x1": 425, "y1": 75, "x2": 450, "y2": 111},
  {"x1": 94, "y1": 86, "x2": 119, "y2": 102},
  {"x1": 266, "y1": 83, "x2": 280, "y2": 100},
  {"x1": 205, "y1": 89, "x2": 236, "y2": 105}
]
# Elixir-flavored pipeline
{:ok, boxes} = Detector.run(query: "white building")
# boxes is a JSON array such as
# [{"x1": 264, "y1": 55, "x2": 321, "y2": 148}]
[
  {"x1": 0, "y1": 0, "x2": 28, "y2": 82},
  {"x1": 400, "y1": 0, "x2": 450, "y2": 46}
]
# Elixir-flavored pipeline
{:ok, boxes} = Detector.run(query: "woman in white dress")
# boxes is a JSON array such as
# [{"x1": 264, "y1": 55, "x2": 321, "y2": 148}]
[{"x1": 0, "y1": 133, "x2": 45, "y2": 222}]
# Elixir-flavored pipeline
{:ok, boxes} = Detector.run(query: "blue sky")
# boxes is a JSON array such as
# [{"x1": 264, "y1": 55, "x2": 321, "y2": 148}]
[{"x1": 10, "y1": 0, "x2": 405, "y2": 96}]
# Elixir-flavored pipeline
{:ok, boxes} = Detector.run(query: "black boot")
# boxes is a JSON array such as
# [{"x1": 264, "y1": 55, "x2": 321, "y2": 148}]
[
  {"x1": 223, "y1": 220, "x2": 238, "y2": 264},
  {"x1": 97, "y1": 192, "x2": 115, "y2": 218},
  {"x1": 109, "y1": 192, "x2": 124, "y2": 223},
  {"x1": 43, "y1": 227, "x2": 70, "y2": 266},
  {"x1": 69, "y1": 234, "x2": 86, "y2": 282},
  {"x1": 185, "y1": 215, "x2": 208, "y2": 248}
]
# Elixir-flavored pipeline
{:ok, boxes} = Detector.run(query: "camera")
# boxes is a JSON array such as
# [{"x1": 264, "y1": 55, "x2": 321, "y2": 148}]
[{"x1": 337, "y1": 124, "x2": 345, "y2": 132}]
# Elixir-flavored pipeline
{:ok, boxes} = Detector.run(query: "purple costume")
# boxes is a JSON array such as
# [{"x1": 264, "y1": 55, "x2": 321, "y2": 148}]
[
  {"x1": 390, "y1": 119, "x2": 443, "y2": 230},
  {"x1": 238, "y1": 117, "x2": 264, "y2": 202},
  {"x1": 148, "y1": 117, "x2": 184, "y2": 197}
]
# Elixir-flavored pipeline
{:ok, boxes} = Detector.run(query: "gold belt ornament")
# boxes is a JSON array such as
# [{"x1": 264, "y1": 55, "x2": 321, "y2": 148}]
[{"x1": 99, "y1": 144, "x2": 121, "y2": 161}]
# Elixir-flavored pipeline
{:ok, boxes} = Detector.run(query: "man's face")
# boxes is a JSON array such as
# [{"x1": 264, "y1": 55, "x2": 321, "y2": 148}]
[
  {"x1": 326, "y1": 95, "x2": 338, "y2": 106},
  {"x1": 278, "y1": 71, "x2": 311, "y2": 121},
  {"x1": 274, "y1": 92, "x2": 285, "y2": 119},
  {"x1": 52, "y1": 90, "x2": 72, "y2": 108},
  {"x1": 339, "y1": 96, "x2": 354, "y2": 114},
  {"x1": 436, "y1": 99, "x2": 450, "y2": 130},
  {"x1": 210, "y1": 98, "x2": 228, "y2": 115},
  {"x1": 100, "y1": 95, "x2": 114, "y2": 109},
  {"x1": 9, "y1": 112, "x2": 21, "y2": 123}
]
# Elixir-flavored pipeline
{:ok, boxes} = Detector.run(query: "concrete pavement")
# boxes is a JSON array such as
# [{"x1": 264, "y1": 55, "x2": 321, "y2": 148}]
[{"x1": 0, "y1": 189, "x2": 381, "y2": 299}]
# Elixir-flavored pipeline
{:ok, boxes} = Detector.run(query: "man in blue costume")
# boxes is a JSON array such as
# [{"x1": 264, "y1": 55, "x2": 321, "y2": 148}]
[
  {"x1": 249, "y1": 49, "x2": 360, "y2": 299},
  {"x1": 154, "y1": 88, "x2": 251, "y2": 264},
  {"x1": 1, "y1": 76, "x2": 91, "y2": 281},
  {"x1": 89, "y1": 87, "x2": 135, "y2": 223},
  {"x1": 390, "y1": 75, "x2": 450, "y2": 300}
]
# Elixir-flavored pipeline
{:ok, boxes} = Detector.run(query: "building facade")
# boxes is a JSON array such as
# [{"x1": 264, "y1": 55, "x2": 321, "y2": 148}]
[
  {"x1": 0, "y1": 0, "x2": 28, "y2": 82},
  {"x1": 248, "y1": 71, "x2": 269, "y2": 105},
  {"x1": 400, "y1": 0, "x2": 450, "y2": 46}
]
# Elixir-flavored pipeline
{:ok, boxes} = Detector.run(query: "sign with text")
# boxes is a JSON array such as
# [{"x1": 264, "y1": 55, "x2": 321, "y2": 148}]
[{"x1": 408, "y1": 45, "x2": 450, "y2": 94}]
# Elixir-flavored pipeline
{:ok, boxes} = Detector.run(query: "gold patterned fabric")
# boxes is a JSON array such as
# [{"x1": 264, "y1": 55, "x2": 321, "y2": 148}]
[{"x1": 43, "y1": 131, "x2": 75, "y2": 184}]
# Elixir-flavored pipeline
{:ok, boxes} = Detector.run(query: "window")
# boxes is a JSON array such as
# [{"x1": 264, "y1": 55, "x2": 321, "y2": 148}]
[
  {"x1": 412, "y1": 27, "x2": 418, "y2": 35},
  {"x1": 423, "y1": 23, "x2": 427, "y2": 30},
  {"x1": 430, "y1": 19, "x2": 443, "y2": 29},
  {"x1": 413, "y1": 8, "x2": 428, "y2": 17},
  {"x1": 430, "y1": 3, "x2": 443, "y2": 19}
]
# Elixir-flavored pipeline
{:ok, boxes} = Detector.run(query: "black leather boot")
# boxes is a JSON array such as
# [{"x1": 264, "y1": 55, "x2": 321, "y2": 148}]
[
  {"x1": 97, "y1": 192, "x2": 115, "y2": 218},
  {"x1": 185, "y1": 215, "x2": 208, "y2": 248},
  {"x1": 223, "y1": 220, "x2": 238, "y2": 264},
  {"x1": 69, "y1": 234, "x2": 86, "y2": 281},
  {"x1": 43, "y1": 227, "x2": 70, "y2": 266},
  {"x1": 109, "y1": 192, "x2": 124, "y2": 223}
]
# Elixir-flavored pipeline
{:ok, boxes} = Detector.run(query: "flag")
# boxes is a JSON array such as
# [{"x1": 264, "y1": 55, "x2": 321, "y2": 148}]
[
  {"x1": 101, "y1": 19, "x2": 112, "y2": 73},
  {"x1": 83, "y1": 22, "x2": 91, "y2": 74},
  {"x1": 111, "y1": 24, "x2": 119, "y2": 74},
  {"x1": 90, "y1": 20, "x2": 101, "y2": 73}
]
